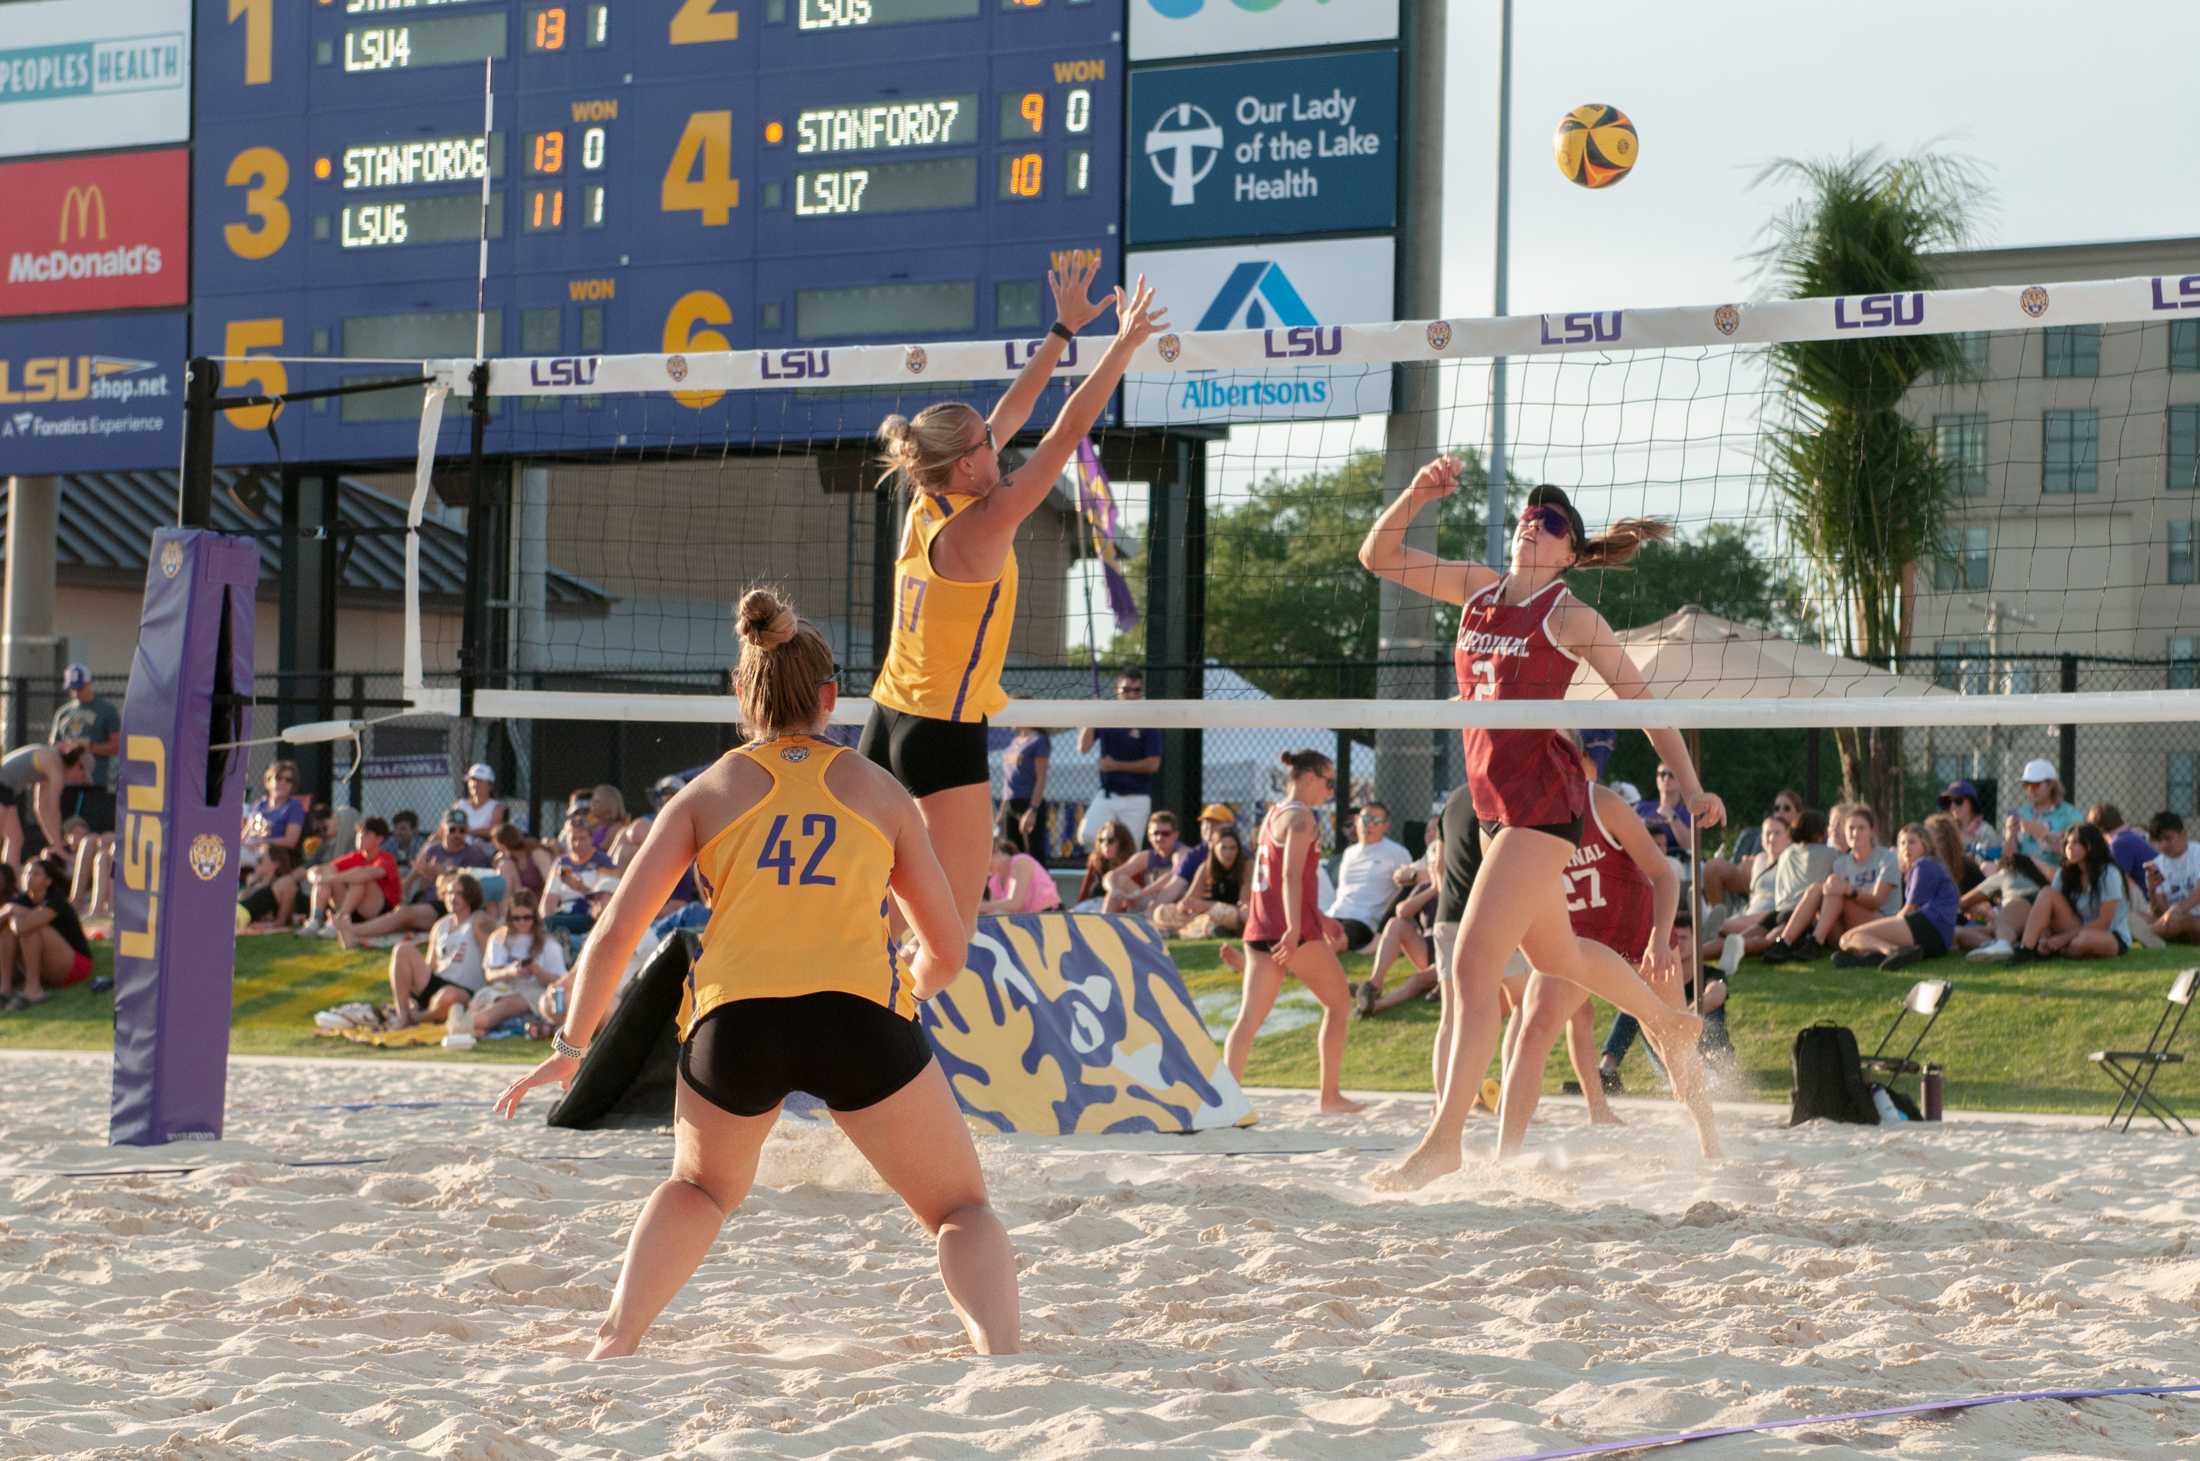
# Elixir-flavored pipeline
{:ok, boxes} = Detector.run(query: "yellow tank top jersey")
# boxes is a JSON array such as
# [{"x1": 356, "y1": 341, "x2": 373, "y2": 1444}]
[
  {"x1": 677, "y1": 737, "x2": 912, "y2": 1039},
  {"x1": 868, "y1": 491, "x2": 1018, "y2": 723}
]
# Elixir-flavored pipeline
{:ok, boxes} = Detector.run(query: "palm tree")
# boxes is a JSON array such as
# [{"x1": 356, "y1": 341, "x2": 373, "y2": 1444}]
[{"x1": 1755, "y1": 149, "x2": 1988, "y2": 816}]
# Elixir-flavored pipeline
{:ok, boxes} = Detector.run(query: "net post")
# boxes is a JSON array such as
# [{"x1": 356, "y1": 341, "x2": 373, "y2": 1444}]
[
  {"x1": 177, "y1": 355, "x2": 221, "y2": 529},
  {"x1": 2059, "y1": 654, "x2": 2078, "y2": 788},
  {"x1": 1147, "y1": 432, "x2": 1207, "y2": 823},
  {"x1": 458, "y1": 360, "x2": 493, "y2": 721}
]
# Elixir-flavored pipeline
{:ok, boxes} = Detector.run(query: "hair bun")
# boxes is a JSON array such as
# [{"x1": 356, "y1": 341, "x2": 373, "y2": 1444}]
[
  {"x1": 735, "y1": 588, "x2": 797, "y2": 649},
  {"x1": 877, "y1": 414, "x2": 916, "y2": 464}
]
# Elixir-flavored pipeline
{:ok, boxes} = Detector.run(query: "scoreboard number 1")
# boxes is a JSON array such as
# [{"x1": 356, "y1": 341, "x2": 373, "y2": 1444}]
[{"x1": 228, "y1": 0, "x2": 273, "y2": 86}]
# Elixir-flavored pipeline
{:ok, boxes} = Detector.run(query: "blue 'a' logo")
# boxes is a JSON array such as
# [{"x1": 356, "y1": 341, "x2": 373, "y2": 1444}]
[{"x1": 1195, "y1": 261, "x2": 1317, "y2": 331}]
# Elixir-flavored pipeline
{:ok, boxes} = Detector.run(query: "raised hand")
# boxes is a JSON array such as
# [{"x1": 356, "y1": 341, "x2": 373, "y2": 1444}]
[
  {"x1": 1409, "y1": 454, "x2": 1465, "y2": 500},
  {"x1": 1113, "y1": 275, "x2": 1168, "y2": 349},
  {"x1": 1049, "y1": 252, "x2": 1109, "y2": 333}
]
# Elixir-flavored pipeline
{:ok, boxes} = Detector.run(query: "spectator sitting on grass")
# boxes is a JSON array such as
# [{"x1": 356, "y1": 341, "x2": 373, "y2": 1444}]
[
  {"x1": 1706, "y1": 813, "x2": 1793, "y2": 967},
  {"x1": 1830, "y1": 822, "x2": 1959, "y2": 972},
  {"x1": 337, "y1": 854, "x2": 463, "y2": 951},
  {"x1": 2002, "y1": 759, "x2": 2078, "y2": 872},
  {"x1": 2088, "y1": 804, "x2": 2156, "y2": 895},
  {"x1": 1923, "y1": 812, "x2": 1985, "y2": 893},
  {"x1": 237, "y1": 845, "x2": 303, "y2": 929},
  {"x1": 542, "y1": 814, "x2": 618, "y2": 941},
  {"x1": 979, "y1": 836, "x2": 1062, "y2": 916},
  {"x1": 1154, "y1": 821, "x2": 1248, "y2": 938},
  {"x1": 1354, "y1": 830, "x2": 1440, "y2": 1018},
  {"x1": 591, "y1": 784, "x2": 648, "y2": 867},
  {"x1": 1325, "y1": 801, "x2": 1412, "y2": 955},
  {"x1": 386, "y1": 873, "x2": 489, "y2": 1030},
  {"x1": 407, "y1": 808, "x2": 492, "y2": 901},
  {"x1": 462, "y1": 893, "x2": 568, "y2": 1037},
  {"x1": 492, "y1": 823, "x2": 552, "y2": 910},
  {"x1": 297, "y1": 816, "x2": 403, "y2": 936},
  {"x1": 1104, "y1": 810, "x2": 1196, "y2": 916},
  {"x1": 384, "y1": 809, "x2": 423, "y2": 867},
  {"x1": 451, "y1": 762, "x2": 507, "y2": 848},
  {"x1": 1632, "y1": 765, "x2": 1694, "y2": 858},
  {"x1": 1936, "y1": 780, "x2": 2003, "y2": 864},
  {"x1": 1763, "y1": 805, "x2": 1898, "y2": 964},
  {"x1": 0, "y1": 852, "x2": 93, "y2": 1010},
  {"x1": 2002, "y1": 822, "x2": 2131, "y2": 965},
  {"x1": 1752, "y1": 808, "x2": 1836, "y2": 962},
  {"x1": 1072, "y1": 819, "x2": 1137, "y2": 913},
  {"x1": 2146, "y1": 812, "x2": 2200, "y2": 945},
  {"x1": 1700, "y1": 790, "x2": 1800, "y2": 904}
]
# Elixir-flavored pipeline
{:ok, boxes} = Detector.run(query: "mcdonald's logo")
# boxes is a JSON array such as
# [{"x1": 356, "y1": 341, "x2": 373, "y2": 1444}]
[{"x1": 59, "y1": 185, "x2": 108, "y2": 244}]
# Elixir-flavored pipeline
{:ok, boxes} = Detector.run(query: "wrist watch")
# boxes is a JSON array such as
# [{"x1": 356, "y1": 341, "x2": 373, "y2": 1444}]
[{"x1": 1049, "y1": 320, "x2": 1074, "y2": 342}]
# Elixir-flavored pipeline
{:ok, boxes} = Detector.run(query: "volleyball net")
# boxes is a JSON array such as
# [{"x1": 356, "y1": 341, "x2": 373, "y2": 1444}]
[{"x1": 220, "y1": 270, "x2": 2200, "y2": 835}]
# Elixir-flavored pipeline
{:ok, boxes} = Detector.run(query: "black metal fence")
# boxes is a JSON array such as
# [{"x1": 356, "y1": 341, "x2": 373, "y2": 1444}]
[{"x1": 15, "y1": 652, "x2": 2194, "y2": 864}]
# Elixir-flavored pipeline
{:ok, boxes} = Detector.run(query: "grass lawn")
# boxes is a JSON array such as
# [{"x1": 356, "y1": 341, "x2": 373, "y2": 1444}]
[{"x1": 6, "y1": 933, "x2": 2196, "y2": 1117}]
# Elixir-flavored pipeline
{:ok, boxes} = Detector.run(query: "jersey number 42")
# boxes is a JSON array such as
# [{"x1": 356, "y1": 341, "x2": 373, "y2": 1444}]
[{"x1": 756, "y1": 813, "x2": 838, "y2": 886}]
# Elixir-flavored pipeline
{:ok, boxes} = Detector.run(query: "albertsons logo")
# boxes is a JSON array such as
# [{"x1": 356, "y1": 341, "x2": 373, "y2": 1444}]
[{"x1": 1178, "y1": 260, "x2": 1330, "y2": 412}]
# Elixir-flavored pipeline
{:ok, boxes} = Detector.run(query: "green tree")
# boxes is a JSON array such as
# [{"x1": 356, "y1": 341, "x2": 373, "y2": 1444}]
[
  {"x1": 1201, "y1": 447, "x2": 1493, "y2": 701},
  {"x1": 1754, "y1": 148, "x2": 1984, "y2": 815}
]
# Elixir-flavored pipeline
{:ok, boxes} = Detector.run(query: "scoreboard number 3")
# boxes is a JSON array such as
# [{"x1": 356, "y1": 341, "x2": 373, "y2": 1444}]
[{"x1": 224, "y1": 147, "x2": 292, "y2": 261}]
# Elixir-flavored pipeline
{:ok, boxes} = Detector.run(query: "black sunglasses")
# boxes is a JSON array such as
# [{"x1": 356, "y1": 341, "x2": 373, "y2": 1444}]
[{"x1": 1521, "y1": 504, "x2": 1573, "y2": 539}]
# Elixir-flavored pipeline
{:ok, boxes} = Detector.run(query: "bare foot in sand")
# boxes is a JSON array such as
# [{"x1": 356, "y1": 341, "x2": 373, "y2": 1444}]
[
  {"x1": 1588, "y1": 1104, "x2": 1626, "y2": 1127},
  {"x1": 1320, "y1": 1093, "x2": 1366, "y2": 1115},
  {"x1": 1645, "y1": 1010, "x2": 1721, "y2": 1160},
  {"x1": 588, "y1": 1332, "x2": 639, "y2": 1360},
  {"x1": 1371, "y1": 1136, "x2": 1459, "y2": 1192}
]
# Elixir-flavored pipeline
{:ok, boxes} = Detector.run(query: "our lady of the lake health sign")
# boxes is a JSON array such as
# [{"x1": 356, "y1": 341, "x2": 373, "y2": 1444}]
[{"x1": 1127, "y1": 48, "x2": 1398, "y2": 247}]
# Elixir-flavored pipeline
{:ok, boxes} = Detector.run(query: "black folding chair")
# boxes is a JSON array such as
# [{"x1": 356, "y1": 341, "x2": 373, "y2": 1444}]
[
  {"x1": 1861, "y1": 979, "x2": 1953, "y2": 1100},
  {"x1": 2090, "y1": 970, "x2": 2196, "y2": 1136}
]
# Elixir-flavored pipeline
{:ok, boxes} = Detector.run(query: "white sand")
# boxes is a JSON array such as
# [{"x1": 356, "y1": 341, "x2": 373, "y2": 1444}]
[{"x1": 5, "y1": 1050, "x2": 2198, "y2": 1459}]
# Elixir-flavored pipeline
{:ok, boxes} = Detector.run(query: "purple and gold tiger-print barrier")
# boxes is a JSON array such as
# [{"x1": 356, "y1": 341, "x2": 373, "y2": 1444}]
[
  {"x1": 109, "y1": 530, "x2": 257, "y2": 1147},
  {"x1": 923, "y1": 913, "x2": 1255, "y2": 1135}
]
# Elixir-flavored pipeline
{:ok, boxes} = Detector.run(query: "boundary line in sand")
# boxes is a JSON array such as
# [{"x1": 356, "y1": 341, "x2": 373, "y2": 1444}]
[{"x1": 1496, "y1": 1383, "x2": 2200, "y2": 1460}]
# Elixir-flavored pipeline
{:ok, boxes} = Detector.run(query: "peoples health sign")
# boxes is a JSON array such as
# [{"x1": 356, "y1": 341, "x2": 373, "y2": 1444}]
[
  {"x1": 0, "y1": 0, "x2": 190, "y2": 161},
  {"x1": 1130, "y1": 0, "x2": 1400, "y2": 63},
  {"x1": 1122, "y1": 236, "x2": 1394, "y2": 426},
  {"x1": 1128, "y1": 49, "x2": 1398, "y2": 247}
]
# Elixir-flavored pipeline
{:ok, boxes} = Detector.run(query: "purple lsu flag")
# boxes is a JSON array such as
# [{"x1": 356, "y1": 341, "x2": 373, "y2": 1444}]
[
  {"x1": 110, "y1": 529, "x2": 258, "y2": 1146},
  {"x1": 1074, "y1": 438, "x2": 1138, "y2": 631}
]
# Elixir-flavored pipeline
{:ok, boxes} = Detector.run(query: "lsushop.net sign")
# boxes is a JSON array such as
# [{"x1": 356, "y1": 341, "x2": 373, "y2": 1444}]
[{"x1": 0, "y1": 148, "x2": 187, "y2": 318}]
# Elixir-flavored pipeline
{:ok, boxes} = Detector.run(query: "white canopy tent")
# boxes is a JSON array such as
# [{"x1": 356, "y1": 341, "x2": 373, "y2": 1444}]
[{"x1": 1565, "y1": 606, "x2": 1954, "y2": 704}]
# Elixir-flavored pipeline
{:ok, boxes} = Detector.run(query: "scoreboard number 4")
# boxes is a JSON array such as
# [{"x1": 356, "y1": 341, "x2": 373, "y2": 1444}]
[{"x1": 663, "y1": 112, "x2": 740, "y2": 225}]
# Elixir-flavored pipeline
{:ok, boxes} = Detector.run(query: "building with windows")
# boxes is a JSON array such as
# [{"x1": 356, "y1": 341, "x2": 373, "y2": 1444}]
[{"x1": 1903, "y1": 236, "x2": 2200, "y2": 821}]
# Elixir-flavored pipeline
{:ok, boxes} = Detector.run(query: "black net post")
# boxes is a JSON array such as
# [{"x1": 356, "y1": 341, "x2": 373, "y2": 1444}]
[
  {"x1": 458, "y1": 360, "x2": 493, "y2": 721},
  {"x1": 2060, "y1": 653, "x2": 2079, "y2": 791},
  {"x1": 178, "y1": 356, "x2": 222, "y2": 529}
]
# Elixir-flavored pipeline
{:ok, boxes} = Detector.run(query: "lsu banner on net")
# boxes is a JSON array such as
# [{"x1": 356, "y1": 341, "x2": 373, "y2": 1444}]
[{"x1": 925, "y1": 913, "x2": 1255, "y2": 1135}]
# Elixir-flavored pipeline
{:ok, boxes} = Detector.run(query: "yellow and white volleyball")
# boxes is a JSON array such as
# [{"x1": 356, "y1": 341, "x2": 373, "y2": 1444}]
[{"x1": 1554, "y1": 104, "x2": 1637, "y2": 189}]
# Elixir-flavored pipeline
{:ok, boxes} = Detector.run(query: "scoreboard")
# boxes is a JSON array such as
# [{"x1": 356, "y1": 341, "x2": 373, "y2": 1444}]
[{"x1": 191, "y1": 0, "x2": 1123, "y2": 463}]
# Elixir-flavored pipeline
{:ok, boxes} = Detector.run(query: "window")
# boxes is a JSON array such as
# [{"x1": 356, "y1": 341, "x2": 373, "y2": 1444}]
[
  {"x1": 1933, "y1": 524, "x2": 1990, "y2": 591},
  {"x1": 2174, "y1": 636, "x2": 2199, "y2": 692},
  {"x1": 1935, "y1": 412, "x2": 1988, "y2": 495},
  {"x1": 1935, "y1": 637, "x2": 1991, "y2": 694},
  {"x1": 2172, "y1": 405, "x2": 2200, "y2": 492},
  {"x1": 2172, "y1": 318, "x2": 2200, "y2": 373},
  {"x1": 2043, "y1": 409, "x2": 2099, "y2": 493},
  {"x1": 2173, "y1": 753, "x2": 2198, "y2": 817},
  {"x1": 2043, "y1": 324, "x2": 2100, "y2": 378},
  {"x1": 1941, "y1": 330, "x2": 1988, "y2": 383},
  {"x1": 2174, "y1": 520, "x2": 2198, "y2": 586}
]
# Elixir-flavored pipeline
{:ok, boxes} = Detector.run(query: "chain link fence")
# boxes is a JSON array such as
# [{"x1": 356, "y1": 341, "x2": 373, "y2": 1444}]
[{"x1": 16, "y1": 652, "x2": 2194, "y2": 864}]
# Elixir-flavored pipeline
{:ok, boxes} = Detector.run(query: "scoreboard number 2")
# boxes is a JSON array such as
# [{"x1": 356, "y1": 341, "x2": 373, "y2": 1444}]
[
  {"x1": 224, "y1": 147, "x2": 292, "y2": 262},
  {"x1": 670, "y1": 0, "x2": 740, "y2": 44},
  {"x1": 663, "y1": 112, "x2": 740, "y2": 226}
]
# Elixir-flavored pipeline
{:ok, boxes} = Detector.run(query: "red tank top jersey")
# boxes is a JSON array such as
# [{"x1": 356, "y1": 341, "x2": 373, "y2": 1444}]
[
  {"x1": 1243, "y1": 802, "x2": 1323, "y2": 941},
  {"x1": 1454, "y1": 577, "x2": 1589, "y2": 828},
  {"x1": 1564, "y1": 791, "x2": 1655, "y2": 959}
]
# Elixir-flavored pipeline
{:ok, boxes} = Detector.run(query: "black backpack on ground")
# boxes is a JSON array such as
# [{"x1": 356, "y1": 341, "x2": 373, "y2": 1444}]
[{"x1": 1789, "y1": 1023, "x2": 1880, "y2": 1126}]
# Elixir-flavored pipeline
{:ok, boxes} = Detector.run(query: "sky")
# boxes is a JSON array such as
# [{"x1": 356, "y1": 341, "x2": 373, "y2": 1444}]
[{"x1": 1071, "y1": 0, "x2": 2199, "y2": 649}]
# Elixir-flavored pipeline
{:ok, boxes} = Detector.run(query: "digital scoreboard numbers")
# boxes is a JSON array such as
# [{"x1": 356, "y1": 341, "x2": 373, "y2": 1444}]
[{"x1": 192, "y1": 0, "x2": 1122, "y2": 461}]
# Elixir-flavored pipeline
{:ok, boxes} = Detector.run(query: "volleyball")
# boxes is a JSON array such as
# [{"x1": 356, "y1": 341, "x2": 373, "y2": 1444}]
[{"x1": 1554, "y1": 103, "x2": 1637, "y2": 188}]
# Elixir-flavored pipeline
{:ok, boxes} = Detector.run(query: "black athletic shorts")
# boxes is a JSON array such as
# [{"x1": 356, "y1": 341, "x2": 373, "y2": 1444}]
[
  {"x1": 1903, "y1": 911, "x2": 1949, "y2": 959},
  {"x1": 859, "y1": 704, "x2": 989, "y2": 799},
  {"x1": 416, "y1": 971, "x2": 470, "y2": 1009},
  {"x1": 682, "y1": 992, "x2": 934, "y2": 1117},
  {"x1": 1480, "y1": 816, "x2": 1584, "y2": 847},
  {"x1": 1336, "y1": 917, "x2": 1377, "y2": 952},
  {"x1": 60, "y1": 785, "x2": 115, "y2": 835}
]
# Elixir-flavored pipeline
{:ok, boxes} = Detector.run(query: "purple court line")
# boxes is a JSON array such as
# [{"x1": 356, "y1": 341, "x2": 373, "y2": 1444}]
[{"x1": 1491, "y1": 1383, "x2": 2200, "y2": 1460}]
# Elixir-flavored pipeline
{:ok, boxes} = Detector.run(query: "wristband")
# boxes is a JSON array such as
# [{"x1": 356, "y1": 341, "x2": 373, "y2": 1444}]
[
  {"x1": 1049, "y1": 320, "x2": 1074, "y2": 343},
  {"x1": 553, "y1": 1028, "x2": 590, "y2": 1061}
]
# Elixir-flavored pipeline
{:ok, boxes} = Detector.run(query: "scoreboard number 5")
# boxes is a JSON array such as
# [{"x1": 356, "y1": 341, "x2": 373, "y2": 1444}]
[{"x1": 221, "y1": 320, "x2": 287, "y2": 432}]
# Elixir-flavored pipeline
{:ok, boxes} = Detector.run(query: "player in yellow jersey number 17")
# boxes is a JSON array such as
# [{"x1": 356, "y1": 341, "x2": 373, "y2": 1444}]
[
  {"x1": 862, "y1": 255, "x2": 1167, "y2": 964},
  {"x1": 496, "y1": 589, "x2": 1018, "y2": 1358}
]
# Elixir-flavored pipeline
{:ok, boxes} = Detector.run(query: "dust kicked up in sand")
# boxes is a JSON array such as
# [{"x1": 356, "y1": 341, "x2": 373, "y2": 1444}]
[{"x1": 4, "y1": 1050, "x2": 2197, "y2": 1458}]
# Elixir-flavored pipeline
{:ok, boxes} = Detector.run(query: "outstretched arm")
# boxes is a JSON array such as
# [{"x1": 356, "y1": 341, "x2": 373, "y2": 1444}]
[
  {"x1": 987, "y1": 254, "x2": 1111, "y2": 444},
  {"x1": 973, "y1": 276, "x2": 1169, "y2": 535},
  {"x1": 1598, "y1": 783, "x2": 1681, "y2": 969},
  {"x1": 1356, "y1": 455, "x2": 1496, "y2": 608},
  {"x1": 1561, "y1": 600, "x2": 1724, "y2": 831}
]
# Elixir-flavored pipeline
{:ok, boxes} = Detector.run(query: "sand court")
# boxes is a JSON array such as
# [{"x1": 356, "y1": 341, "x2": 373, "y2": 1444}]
[{"x1": 4, "y1": 1049, "x2": 2198, "y2": 1458}]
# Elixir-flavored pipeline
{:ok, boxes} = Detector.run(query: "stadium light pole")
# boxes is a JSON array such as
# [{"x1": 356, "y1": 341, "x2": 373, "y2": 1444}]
[
  {"x1": 1376, "y1": 0, "x2": 1448, "y2": 839},
  {"x1": 1486, "y1": 0, "x2": 1513, "y2": 569}
]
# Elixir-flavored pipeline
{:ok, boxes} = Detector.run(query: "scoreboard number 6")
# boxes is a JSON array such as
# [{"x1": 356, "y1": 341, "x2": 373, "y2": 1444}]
[{"x1": 662, "y1": 290, "x2": 733, "y2": 409}]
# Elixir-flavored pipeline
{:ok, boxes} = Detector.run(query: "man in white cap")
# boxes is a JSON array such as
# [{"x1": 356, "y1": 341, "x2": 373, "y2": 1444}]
[
  {"x1": 2003, "y1": 757, "x2": 2078, "y2": 871},
  {"x1": 451, "y1": 761, "x2": 507, "y2": 847}
]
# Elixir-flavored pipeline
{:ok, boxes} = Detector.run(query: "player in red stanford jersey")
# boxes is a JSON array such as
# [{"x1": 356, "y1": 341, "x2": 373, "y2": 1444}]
[
  {"x1": 1224, "y1": 749, "x2": 1363, "y2": 1115},
  {"x1": 1359, "y1": 460, "x2": 1723, "y2": 1188},
  {"x1": 1500, "y1": 741, "x2": 1685, "y2": 1155}
]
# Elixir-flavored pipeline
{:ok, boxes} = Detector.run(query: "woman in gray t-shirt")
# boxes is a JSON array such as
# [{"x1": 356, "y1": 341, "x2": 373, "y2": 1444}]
[
  {"x1": 1764, "y1": 806, "x2": 1903, "y2": 963},
  {"x1": 2007, "y1": 822, "x2": 2132, "y2": 963}
]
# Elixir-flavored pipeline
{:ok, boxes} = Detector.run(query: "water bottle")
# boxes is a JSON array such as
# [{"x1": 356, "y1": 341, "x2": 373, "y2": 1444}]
[
  {"x1": 1922, "y1": 1063, "x2": 1944, "y2": 1122},
  {"x1": 1871, "y1": 1086, "x2": 1907, "y2": 1123}
]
